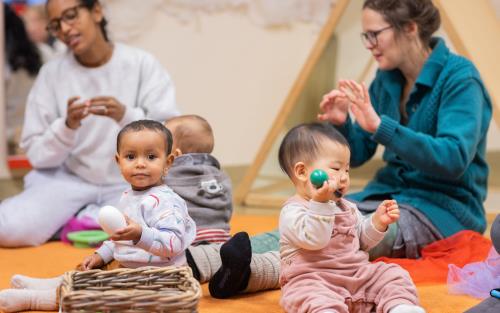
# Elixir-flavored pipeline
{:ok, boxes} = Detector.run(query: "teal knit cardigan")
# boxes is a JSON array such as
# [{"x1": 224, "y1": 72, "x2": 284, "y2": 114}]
[{"x1": 340, "y1": 38, "x2": 492, "y2": 237}]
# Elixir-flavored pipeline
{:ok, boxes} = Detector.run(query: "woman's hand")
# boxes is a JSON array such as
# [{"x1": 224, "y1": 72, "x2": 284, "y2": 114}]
[
  {"x1": 89, "y1": 96, "x2": 126, "y2": 123},
  {"x1": 111, "y1": 215, "x2": 142, "y2": 243},
  {"x1": 317, "y1": 88, "x2": 350, "y2": 126},
  {"x1": 78, "y1": 253, "x2": 104, "y2": 271},
  {"x1": 372, "y1": 199, "x2": 400, "y2": 232},
  {"x1": 65, "y1": 96, "x2": 90, "y2": 129},
  {"x1": 339, "y1": 80, "x2": 381, "y2": 133}
]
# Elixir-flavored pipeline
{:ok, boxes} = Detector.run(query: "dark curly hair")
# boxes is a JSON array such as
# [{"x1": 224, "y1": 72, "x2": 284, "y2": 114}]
[
  {"x1": 117, "y1": 120, "x2": 173, "y2": 156},
  {"x1": 4, "y1": 4, "x2": 42, "y2": 76}
]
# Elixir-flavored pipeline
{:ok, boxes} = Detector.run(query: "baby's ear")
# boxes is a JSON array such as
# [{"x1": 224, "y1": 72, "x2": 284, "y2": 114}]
[
  {"x1": 115, "y1": 153, "x2": 119, "y2": 164},
  {"x1": 293, "y1": 162, "x2": 308, "y2": 182},
  {"x1": 173, "y1": 148, "x2": 182, "y2": 157},
  {"x1": 166, "y1": 153, "x2": 175, "y2": 168}
]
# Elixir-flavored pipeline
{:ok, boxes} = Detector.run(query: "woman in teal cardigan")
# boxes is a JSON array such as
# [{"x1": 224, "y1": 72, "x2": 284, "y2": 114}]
[
  {"x1": 317, "y1": 0, "x2": 492, "y2": 259},
  {"x1": 196, "y1": 0, "x2": 492, "y2": 299}
]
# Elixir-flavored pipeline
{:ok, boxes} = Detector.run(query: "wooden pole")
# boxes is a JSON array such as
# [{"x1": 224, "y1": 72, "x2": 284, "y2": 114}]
[{"x1": 234, "y1": 0, "x2": 351, "y2": 204}]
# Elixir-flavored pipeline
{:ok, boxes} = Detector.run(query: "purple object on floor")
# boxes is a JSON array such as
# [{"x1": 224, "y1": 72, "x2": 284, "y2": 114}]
[
  {"x1": 447, "y1": 247, "x2": 500, "y2": 299},
  {"x1": 60, "y1": 216, "x2": 102, "y2": 243}
]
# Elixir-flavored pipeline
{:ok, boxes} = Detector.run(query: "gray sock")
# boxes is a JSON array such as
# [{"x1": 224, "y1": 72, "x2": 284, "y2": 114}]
[
  {"x1": 187, "y1": 244, "x2": 223, "y2": 283},
  {"x1": 244, "y1": 251, "x2": 281, "y2": 293}
]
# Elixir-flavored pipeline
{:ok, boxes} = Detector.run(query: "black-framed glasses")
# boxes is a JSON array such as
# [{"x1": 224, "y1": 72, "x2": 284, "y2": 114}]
[
  {"x1": 46, "y1": 4, "x2": 86, "y2": 36},
  {"x1": 360, "y1": 26, "x2": 393, "y2": 47}
]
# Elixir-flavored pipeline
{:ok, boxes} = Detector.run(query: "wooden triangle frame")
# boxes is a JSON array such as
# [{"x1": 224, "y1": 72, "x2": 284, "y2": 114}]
[
  {"x1": 234, "y1": 0, "x2": 352, "y2": 205},
  {"x1": 234, "y1": 0, "x2": 500, "y2": 207}
]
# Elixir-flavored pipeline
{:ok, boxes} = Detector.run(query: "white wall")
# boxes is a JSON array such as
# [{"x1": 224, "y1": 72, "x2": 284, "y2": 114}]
[
  {"x1": 106, "y1": 0, "x2": 500, "y2": 167},
  {"x1": 106, "y1": 3, "x2": 321, "y2": 166},
  {"x1": 492, "y1": 0, "x2": 500, "y2": 18}
]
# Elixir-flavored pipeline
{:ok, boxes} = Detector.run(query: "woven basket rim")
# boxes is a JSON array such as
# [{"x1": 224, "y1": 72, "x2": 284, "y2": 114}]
[{"x1": 59, "y1": 266, "x2": 201, "y2": 312}]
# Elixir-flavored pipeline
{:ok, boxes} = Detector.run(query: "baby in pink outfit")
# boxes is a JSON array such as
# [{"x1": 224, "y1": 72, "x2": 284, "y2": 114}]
[{"x1": 277, "y1": 122, "x2": 425, "y2": 313}]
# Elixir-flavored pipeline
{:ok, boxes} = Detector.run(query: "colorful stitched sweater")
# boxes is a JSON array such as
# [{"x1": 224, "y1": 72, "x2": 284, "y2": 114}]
[{"x1": 96, "y1": 185, "x2": 196, "y2": 268}]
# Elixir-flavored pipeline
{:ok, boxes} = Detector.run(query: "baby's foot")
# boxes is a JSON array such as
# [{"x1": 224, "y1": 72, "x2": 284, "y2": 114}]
[
  {"x1": 0, "y1": 289, "x2": 57, "y2": 312},
  {"x1": 10, "y1": 274, "x2": 63, "y2": 290},
  {"x1": 208, "y1": 232, "x2": 252, "y2": 298},
  {"x1": 390, "y1": 304, "x2": 426, "y2": 313}
]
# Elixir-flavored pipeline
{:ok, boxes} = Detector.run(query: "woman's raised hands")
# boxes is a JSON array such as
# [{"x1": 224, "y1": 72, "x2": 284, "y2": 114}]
[{"x1": 339, "y1": 80, "x2": 381, "y2": 134}]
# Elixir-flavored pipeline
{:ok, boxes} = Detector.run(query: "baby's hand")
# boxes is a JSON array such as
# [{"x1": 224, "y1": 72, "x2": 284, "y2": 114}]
[
  {"x1": 311, "y1": 178, "x2": 338, "y2": 203},
  {"x1": 111, "y1": 215, "x2": 142, "y2": 243},
  {"x1": 78, "y1": 253, "x2": 104, "y2": 271},
  {"x1": 372, "y1": 199, "x2": 399, "y2": 232}
]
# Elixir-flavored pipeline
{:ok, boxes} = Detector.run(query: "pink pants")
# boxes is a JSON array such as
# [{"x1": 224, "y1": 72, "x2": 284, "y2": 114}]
[{"x1": 280, "y1": 203, "x2": 419, "y2": 313}]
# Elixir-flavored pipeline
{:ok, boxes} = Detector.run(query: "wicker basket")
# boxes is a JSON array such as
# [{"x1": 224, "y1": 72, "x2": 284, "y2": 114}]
[{"x1": 59, "y1": 266, "x2": 201, "y2": 312}]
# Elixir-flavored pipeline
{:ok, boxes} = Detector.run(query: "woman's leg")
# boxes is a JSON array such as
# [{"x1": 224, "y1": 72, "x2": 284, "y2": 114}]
[
  {"x1": 354, "y1": 200, "x2": 443, "y2": 259},
  {"x1": 0, "y1": 168, "x2": 98, "y2": 247},
  {"x1": 74, "y1": 180, "x2": 128, "y2": 222}
]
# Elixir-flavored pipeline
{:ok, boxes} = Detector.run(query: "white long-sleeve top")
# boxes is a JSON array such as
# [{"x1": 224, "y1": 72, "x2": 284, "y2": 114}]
[
  {"x1": 20, "y1": 43, "x2": 179, "y2": 184},
  {"x1": 279, "y1": 197, "x2": 386, "y2": 261},
  {"x1": 96, "y1": 185, "x2": 196, "y2": 268}
]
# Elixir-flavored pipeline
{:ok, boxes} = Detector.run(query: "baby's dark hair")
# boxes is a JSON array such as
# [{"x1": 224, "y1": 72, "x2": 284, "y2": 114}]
[
  {"x1": 278, "y1": 122, "x2": 349, "y2": 179},
  {"x1": 117, "y1": 120, "x2": 173, "y2": 155}
]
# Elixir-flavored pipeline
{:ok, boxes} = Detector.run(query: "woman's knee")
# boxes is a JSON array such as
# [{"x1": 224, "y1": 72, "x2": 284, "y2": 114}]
[{"x1": 0, "y1": 218, "x2": 49, "y2": 247}]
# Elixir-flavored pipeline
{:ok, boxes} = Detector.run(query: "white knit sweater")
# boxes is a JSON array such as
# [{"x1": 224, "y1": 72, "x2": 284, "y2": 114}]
[{"x1": 20, "y1": 43, "x2": 179, "y2": 184}]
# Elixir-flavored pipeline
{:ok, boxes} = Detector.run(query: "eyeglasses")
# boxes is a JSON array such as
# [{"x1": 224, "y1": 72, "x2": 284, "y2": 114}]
[
  {"x1": 46, "y1": 4, "x2": 86, "y2": 36},
  {"x1": 360, "y1": 26, "x2": 393, "y2": 47}
]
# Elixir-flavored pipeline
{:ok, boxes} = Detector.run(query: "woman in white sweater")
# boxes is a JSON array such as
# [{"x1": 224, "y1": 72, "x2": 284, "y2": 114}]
[{"x1": 0, "y1": 0, "x2": 179, "y2": 247}]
